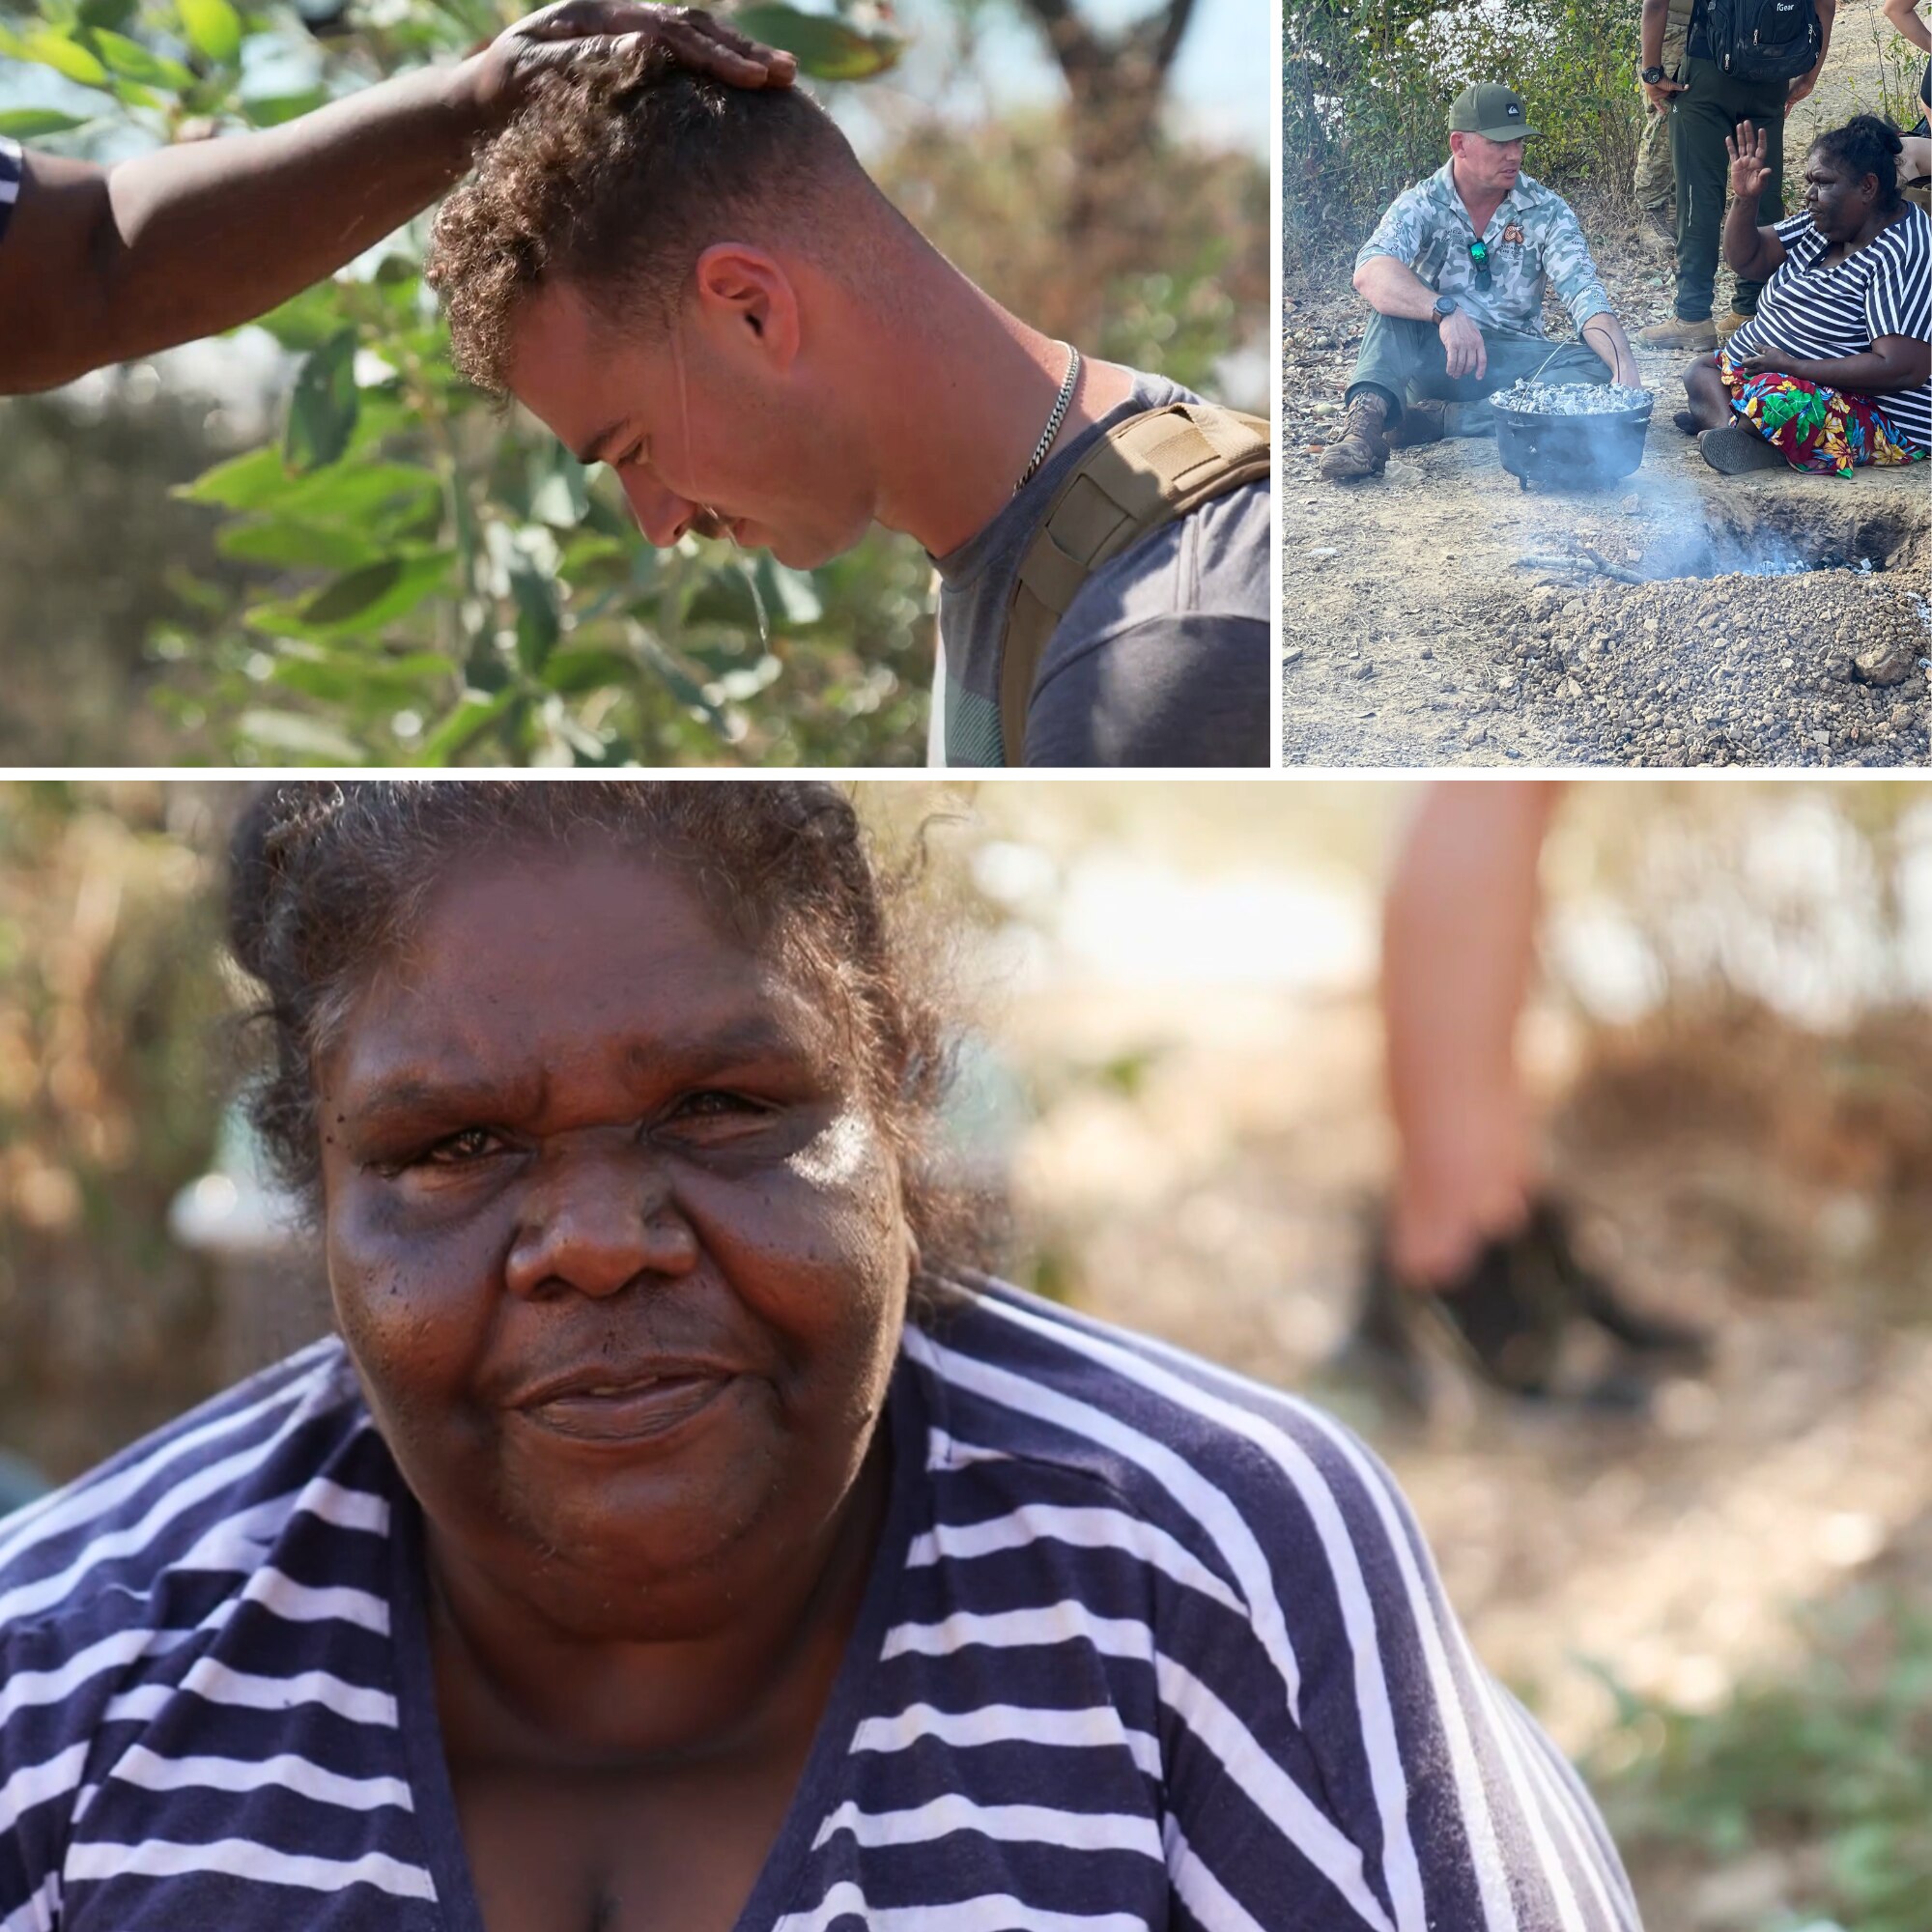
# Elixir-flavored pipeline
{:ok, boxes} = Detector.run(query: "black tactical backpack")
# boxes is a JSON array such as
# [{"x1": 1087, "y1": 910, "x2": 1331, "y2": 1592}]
[{"x1": 1702, "y1": 0, "x2": 1822, "y2": 84}]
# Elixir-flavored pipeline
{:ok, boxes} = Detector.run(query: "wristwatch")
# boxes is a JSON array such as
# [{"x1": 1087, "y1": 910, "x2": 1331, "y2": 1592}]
[
  {"x1": 1433, "y1": 295, "x2": 1459, "y2": 321},
  {"x1": 1640, "y1": 65, "x2": 1665, "y2": 84}
]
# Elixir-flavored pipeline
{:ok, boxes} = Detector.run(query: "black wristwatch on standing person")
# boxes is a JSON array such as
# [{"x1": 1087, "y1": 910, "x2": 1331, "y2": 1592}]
[{"x1": 1640, "y1": 64, "x2": 1666, "y2": 84}]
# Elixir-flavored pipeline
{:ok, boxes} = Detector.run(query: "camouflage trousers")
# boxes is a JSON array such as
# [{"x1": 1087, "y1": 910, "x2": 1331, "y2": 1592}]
[{"x1": 1634, "y1": 19, "x2": 1690, "y2": 213}]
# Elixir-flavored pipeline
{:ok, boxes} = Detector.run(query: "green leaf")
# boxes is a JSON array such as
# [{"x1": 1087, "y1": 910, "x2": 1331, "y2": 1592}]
[
  {"x1": 732, "y1": 5, "x2": 900, "y2": 78},
  {"x1": 284, "y1": 328, "x2": 359, "y2": 475},
  {"x1": 270, "y1": 648, "x2": 453, "y2": 705},
  {"x1": 75, "y1": 0, "x2": 139, "y2": 32},
  {"x1": 0, "y1": 27, "x2": 111, "y2": 88},
  {"x1": 253, "y1": 281, "x2": 352, "y2": 353},
  {"x1": 216, "y1": 519, "x2": 381, "y2": 573},
  {"x1": 237, "y1": 708, "x2": 368, "y2": 764},
  {"x1": 240, "y1": 87, "x2": 327, "y2": 127},
  {"x1": 297, "y1": 552, "x2": 452, "y2": 630},
  {"x1": 181, "y1": 451, "x2": 444, "y2": 536},
  {"x1": 0, "y1": 109, "x2": 92, "y2": 137},
  {"x1": 506, "y1": 552, "x2": 560, "y2": 672},
  {"x1": 177, "y1": 0, "x2": 242, "y2": 64},
  {"x1": 412, "y1": 689, "x2": 518, "y2": 766},
  {"x1": 541, "y1": 647, "x2": 639, "y2": 696},
  {"x1": 682, "y1": 564, "x2": 762, "y2": 633},
  {"x1": 88, "y1": 30, "x2": 197, "y2": 88}
]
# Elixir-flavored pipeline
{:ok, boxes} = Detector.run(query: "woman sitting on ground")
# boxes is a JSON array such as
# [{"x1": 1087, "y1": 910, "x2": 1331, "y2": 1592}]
[
  {"x1": 0, "y1": 781, "x2": 1637, "y2": 1931},
  {"x1": 1676, "y1": 115, "x2": 1930, "y2": 477}
]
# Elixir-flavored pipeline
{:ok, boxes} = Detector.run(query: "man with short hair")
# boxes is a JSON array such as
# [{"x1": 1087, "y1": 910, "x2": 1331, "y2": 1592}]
[
  {"x1": 0, "y1": 3, "x2": 791, "y2": 396},
  {"x1": 424, "y1": 51, "x2": 1270, "y2": 769},
  {"x1": 1635, "y1": 0, "x2": 1836, "y2": 352},
  {"x1": 1320, "y1": 83, "x2": 1643, "y2": 485}
]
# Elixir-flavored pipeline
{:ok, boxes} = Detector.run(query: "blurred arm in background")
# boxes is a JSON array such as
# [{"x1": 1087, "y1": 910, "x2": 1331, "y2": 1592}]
[{"x1": 0, "y1": 1, "x2": 792, "y2": 395}]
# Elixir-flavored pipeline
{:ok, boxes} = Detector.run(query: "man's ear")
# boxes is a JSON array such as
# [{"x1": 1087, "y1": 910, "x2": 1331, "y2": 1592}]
[{"x1": 692, "y1": 244, "x2": 801, "y2": 371}]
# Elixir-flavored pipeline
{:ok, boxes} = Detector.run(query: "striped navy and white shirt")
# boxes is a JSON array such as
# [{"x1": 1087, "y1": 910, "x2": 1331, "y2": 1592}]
[
  {"x1": 1727, "y1": 204, "x2": 1932, "y2": 452},
  {"x1": 0, "y1": 1279, "x2": 1639, "y2": 1931},
  {"x1": 0, "y1": 138, "x2": 21, "y2": 249}
]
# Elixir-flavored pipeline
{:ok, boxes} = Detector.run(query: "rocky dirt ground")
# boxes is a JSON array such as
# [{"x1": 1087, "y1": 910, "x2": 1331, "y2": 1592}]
[{"x1": 1283, "y1": 40, "x2": 1932, "y2": 768}]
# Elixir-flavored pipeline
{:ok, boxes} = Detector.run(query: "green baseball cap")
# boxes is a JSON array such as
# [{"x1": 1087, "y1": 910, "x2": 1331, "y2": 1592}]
[{"x1": 1448, "y1": 82, "x2": 1536, "y2": 141}]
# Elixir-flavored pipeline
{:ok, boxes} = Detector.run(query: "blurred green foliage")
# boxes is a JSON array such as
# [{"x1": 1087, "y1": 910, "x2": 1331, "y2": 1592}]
[
  {"x1": 0, "y1": 0, "x2": 1264, "y2": 767},
  {"x1": 1285, "y1": 0, "x2": 1645, "y2": 259},
  {"x1": 0, "y1": 784, "x2": 229, "y2": 1480},
  {"x1": 1592, "y1": 1583, "x2": 1932, "y2": 1931}
]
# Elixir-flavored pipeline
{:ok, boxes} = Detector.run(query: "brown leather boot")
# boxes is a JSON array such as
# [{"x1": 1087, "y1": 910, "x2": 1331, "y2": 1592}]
[{"x1": 1318, "y1": 391, "x2": 1390, "y2": 482}]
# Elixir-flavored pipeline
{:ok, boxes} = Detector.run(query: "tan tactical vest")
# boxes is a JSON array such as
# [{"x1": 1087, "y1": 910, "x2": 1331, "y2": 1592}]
[{"x1": 998, "y1": 401, "x2": 1272, "y2": 766}]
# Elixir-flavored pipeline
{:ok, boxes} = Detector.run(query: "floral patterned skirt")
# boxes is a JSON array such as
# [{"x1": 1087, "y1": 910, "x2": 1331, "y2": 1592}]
[{"x1": 1720, "y1": 355, "x2": 1927, "y2": 478}]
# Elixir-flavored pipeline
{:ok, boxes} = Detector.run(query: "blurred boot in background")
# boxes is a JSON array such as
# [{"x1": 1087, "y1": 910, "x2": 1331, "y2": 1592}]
[{"x1": 1341, "y1": 781, "x2": 1711, "y2": 1416}]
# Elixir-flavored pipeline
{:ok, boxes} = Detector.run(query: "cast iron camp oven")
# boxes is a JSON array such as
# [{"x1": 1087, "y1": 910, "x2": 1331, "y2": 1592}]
[{"x1": 1492, "y1": 382, "x2": 1652, "y2": 492}]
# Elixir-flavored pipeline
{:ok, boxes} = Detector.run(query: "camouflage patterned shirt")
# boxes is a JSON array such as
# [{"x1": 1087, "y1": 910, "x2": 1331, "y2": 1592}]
[{"x1": 1354, "y1": 162, "x2": 1615, "y2": 339}]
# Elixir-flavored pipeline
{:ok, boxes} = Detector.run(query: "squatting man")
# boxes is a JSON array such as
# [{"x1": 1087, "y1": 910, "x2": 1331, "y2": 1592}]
[{"x1": 1321, "y1": 83, "x2": 1644, "y2": 484}]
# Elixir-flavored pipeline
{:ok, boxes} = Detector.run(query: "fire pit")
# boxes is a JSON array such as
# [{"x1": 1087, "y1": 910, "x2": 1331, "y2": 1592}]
[{"x1": 1492, "y1": 382, "x2": 1653, "y2": 493}]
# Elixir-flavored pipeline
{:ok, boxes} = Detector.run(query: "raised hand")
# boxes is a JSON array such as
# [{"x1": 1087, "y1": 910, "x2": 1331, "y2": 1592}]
[
  {"x1": 471, "y1": 3, "x2": 797, "y2": 118},
  {"x1": 1725, "y1": 121, "x2": 1773, "y2": 202}
]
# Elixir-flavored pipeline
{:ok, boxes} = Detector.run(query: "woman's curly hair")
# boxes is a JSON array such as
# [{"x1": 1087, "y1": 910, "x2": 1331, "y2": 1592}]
[{"x1": 228, "y1": 781, "x2": 975, "y2": 1276}]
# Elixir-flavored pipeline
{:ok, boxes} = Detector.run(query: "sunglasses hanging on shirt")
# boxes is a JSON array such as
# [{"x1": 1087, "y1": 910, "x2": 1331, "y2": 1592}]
[{"x1": 1466, "y1": 240, "x2": 1492, "y2": 290}]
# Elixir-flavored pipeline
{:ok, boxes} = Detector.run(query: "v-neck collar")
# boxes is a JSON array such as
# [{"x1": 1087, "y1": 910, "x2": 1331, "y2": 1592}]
[
  {"x1": 1435, "y1": 157, "x2": 1521, "y2": 242},
  {"x1": 388, "y1": 1363, "x2": 927, "y2": 1932}
]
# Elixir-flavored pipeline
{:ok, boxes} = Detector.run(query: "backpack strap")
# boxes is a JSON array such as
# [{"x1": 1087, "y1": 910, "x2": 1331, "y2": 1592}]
[{"x1": 999, "y1": 402, "x2": 1271, "y2": 766}]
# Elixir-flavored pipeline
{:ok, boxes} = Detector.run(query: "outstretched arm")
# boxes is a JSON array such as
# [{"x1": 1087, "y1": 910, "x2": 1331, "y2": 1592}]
[
  {"x1": 0, "y1": 1, "x2": 793, "y2": 395},
  {"x1": 1883, "y1": 0, "x2": 1930, "y2": 51},
  {"x1": 1578, "y1": 312, "x2": 1641, "y2": 387}
]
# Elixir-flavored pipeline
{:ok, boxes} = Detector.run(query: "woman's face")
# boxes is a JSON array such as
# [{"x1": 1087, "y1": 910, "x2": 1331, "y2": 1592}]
[
  {"x1": 315, "y1": 846, "x2": 912, "y2": 1639},
  {"x1": 1803, "y1": 149, "x2": 1875, "y2": 240}
]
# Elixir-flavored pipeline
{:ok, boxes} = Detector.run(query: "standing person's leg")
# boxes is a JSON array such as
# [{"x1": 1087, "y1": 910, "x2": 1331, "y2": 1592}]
[
  {"x1": 1383, "y1": 782, "x2": 1562, "y2": 1290},
  {"x1": 1634, "y1": 12, "x2": 1691, "y2": 239},
  {"x1": 1730, "y1": 83, "x2": 1788, "y2": 320},
  {"x1": 1671, "y1": 55, "x2": 1732, "y2": 325}
]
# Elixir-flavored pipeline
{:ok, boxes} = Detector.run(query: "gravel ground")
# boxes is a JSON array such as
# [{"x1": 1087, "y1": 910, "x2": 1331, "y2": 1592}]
[{"x1": 1283, "y1": 185, "x2": 1932, "y2": 769}]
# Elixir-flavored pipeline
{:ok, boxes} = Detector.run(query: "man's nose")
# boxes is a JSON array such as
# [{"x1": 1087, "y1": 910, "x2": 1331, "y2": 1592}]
[
  {"x1": 621, "y1": 471, "x2": 697, "y2": 549},
  {"x1": 505, "y1": 1145, "x2": 699, "y2": 1301}
]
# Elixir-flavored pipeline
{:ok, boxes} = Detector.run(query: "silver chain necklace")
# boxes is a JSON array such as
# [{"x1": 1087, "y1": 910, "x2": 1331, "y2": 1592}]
[{"x1": 1014, "y1": 342, "x2": 1081, "y2": 494}]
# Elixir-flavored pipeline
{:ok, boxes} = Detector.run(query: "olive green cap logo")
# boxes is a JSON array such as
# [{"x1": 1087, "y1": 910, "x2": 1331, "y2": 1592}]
[{"x1": 1448, "y1": 82, "x2": 1536, "y2": 140}]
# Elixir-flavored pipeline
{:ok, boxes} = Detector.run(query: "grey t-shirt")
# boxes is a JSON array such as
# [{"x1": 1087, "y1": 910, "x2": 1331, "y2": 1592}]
[{"x1": 931, "y1": 371, "x2": 1270, "y2": 767}]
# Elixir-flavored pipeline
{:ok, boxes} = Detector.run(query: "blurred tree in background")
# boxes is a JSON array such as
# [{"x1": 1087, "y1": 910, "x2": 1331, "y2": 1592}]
[
  {"x1": 0, "y1": 785, "x2": 228, "y2": 1480},
  {"x1": 1285, "y1": 0, "x2": 1643, "y2": 267},
  {"x1": 0, "y1": 0, "x2": 1264, "y2": 766}
]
